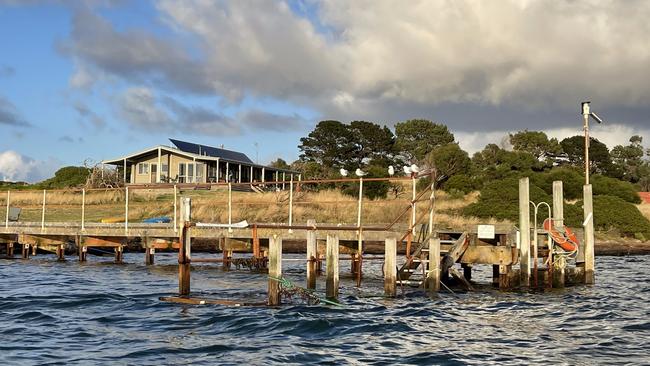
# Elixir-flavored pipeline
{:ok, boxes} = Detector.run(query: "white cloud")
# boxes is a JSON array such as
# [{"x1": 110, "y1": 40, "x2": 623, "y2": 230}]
[
  {"x1": 455, "y1": 123, "x2": 650, "y2": 155},
  {"x1": 0, "y1": 150, "x2": 58, "y2": 183},
  {"x1": 62, "y1": 1, "x2": 650, "y2": 132}
]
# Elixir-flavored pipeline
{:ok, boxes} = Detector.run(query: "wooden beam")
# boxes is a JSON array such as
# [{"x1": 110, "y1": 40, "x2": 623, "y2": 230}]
[
  {"x1": 583, "y1": 184, "x2": 595, "y2": 284},
  {"x1": 441, "y1": 232, "x2": 468, "y2": 274}
]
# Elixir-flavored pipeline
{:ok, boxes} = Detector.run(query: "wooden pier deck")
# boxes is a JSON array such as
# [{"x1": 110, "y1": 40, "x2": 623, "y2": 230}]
[{"x1": 0, "y1": 176, "x2": 595, "y2": 305}]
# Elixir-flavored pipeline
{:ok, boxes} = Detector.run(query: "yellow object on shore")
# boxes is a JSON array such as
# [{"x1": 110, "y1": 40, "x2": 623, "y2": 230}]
[{"x1": 100, "y1": 217, "x2": 125, "y2": 223}]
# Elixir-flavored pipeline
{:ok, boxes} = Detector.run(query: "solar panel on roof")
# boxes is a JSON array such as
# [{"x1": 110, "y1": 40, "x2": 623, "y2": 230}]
[{"x1": 169, "y1": 139, "x2": 253, "y2": 164}]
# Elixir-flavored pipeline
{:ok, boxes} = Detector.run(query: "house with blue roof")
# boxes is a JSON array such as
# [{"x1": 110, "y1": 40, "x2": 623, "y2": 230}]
[{"x1": 101, "y1": 139, "x2": 298, "y2": 185}]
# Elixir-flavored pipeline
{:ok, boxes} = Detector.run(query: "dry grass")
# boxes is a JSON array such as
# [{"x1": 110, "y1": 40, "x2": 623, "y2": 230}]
[{"x1": 0, "y1": 185, "x2": 504, "y2": 229}]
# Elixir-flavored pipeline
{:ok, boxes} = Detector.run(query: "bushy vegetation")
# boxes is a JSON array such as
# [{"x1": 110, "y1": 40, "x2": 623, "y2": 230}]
[
  {"x1": 37, "y1": 166, "x2": 90, "y2": 189},
  {"x1": 589, "y1": 195, "x2": 650, "y2": 240},
  {"x1": 591, "y1": 175, "x2": 641, "y2": 204}
]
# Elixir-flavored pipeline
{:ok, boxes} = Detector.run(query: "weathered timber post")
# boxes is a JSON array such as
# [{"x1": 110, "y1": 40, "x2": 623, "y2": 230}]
[
  {"x1": 178, "y1": 197, "x2": 192, "y2": 296},
  {"x1": 499, "y1": 264, "x2": 512, "y2": 289},
  {"x1": 77, "y1": 236, "x2": 87, "y2": 262},
  {"x1": 31, "y1": 242, "x2": 37, "y2": 256},
  {"x1": 252, "y1": 225, "x2": 260, "y2": 258},
  {"x1": 22, "y1": 243, "x2": 30, "y2": 259},
  {"x1": 6, "y1": 242, "x2": 14, "y2": 257},
  {"x1": 583, "y1": 184, "x2": 595, "y2": 284},
  {"x1": 173, "y1": 184, "x2": 178, "y2": 233},
  {"x1": 519, "y1": 177, "x2": 531, "y2": 286},
  {"x1": 145, "y1": 247, "x2": 155, "y2": 265},
  {"x1": 143, "y1": 236, "x2": 154, "y2": 265},
  {"x1": 462, "y1": 264, "x2": 472, "y2": 281},
  {"x1": 227, "y1": 183, "x2": 233, "y2": 233},
  {"x1": 56, "y1": 244, "x2": 65, "y2": 261},
  {"x1": 288, "y1": 178, "x2": 293, "y2": 233},
  {"x1": 268, "y1": 234, "x2": 282, "y2": 306},
  {"x1": 115, "y1": 245, "x2": 123, "y2": 264},
  {"x1": 326, "y1": 234, "x2": 340, "y2": 300},
  {"x1": 306, "y1": 219, "x2": 317, "y2": 289},
  {"x1": 384, "y1": 236, "x2": 397, "y2": 297},
  {"x1": 552, "y1": 181, "x2": 564, "y2": 228},
  {"x1": 425, "y1": 237, "x2": 441, "y2": 293}
]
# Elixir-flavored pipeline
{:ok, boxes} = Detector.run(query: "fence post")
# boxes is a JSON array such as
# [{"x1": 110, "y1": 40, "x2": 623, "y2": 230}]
[{"x1": 41, "y1": 189, "x2": 46, "y2": 231}]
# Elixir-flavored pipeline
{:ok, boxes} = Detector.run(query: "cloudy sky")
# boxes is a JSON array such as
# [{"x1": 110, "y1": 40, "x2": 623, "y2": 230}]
[{"x1": 1, "y1": 0, "x2": 649, "y2": 182}]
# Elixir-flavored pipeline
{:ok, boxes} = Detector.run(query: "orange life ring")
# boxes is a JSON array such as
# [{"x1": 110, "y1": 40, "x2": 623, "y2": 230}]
[{"x1": 543, "y1": 218, "x2": 579, "y2": 252}]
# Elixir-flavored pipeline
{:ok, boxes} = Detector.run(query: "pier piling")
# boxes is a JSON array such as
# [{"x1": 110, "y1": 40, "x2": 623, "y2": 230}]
[
  {"x1": 268, "y1": 234, "x2": 282, "y2": 306},
  {"x1": 519, "y1": 177, "x2": 531, "y2": 286},
  {"x1": 384, "y1": 236, "x2": 396, "y2": 297},
  {"x1": 583, "y1": 184, "x2": 595, "y2": 284},
  {"x1": 22, "y1": 243, "x2": 29, "y2": 259},
  {"x1": 425, "y1": 237, "x2": 441, "y2": 293},
  {"x1": 306, "y1": 219, "x2": 317, "y2": 289},
  {"x1": 178, "y1": 197, "x2": 191, "y2": 296},
  {"x1": 326, "y1": 234, "x2": 339, "y2": 300}
]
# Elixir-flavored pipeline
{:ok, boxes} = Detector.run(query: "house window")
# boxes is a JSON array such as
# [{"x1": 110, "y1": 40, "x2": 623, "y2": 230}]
[
  {"x1": 187, "y1": 163, "x2": 194, "y2": 183},
  {"x1": 138, "y1": 163, "x2": 149, "y2": 175},
  {"x1": 178, "y1": 163, "x2": 186, "y2": 183},
  {"x1": 196, "y1": 163, "x2": 204, "y2": 182}
]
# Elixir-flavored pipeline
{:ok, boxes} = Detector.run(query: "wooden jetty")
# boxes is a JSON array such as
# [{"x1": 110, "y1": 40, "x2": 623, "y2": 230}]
[{"x1": 0, "y1": 176, "x2": 596, "y2": 306}]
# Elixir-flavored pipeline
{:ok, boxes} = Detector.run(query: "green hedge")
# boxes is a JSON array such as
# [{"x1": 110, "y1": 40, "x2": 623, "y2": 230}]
[{"x1": 591, "y1": 175, "x2": 641, "y2": 204}]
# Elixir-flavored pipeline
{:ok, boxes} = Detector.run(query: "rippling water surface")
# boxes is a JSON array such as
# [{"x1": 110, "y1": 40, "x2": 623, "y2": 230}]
[{"x1": 1, "y1": 253, "x2": 649, "y2": 365}]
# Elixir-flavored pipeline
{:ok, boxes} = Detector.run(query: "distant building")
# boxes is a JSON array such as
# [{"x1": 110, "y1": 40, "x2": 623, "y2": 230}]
[
  {"x1": 102, "y1": 139, "x2": 298, "y2": 185},
  {"x1": 639, "y1": 192, "x2": 650, "y2": 204}
]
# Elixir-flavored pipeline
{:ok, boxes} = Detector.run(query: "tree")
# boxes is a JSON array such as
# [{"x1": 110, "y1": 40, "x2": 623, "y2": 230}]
[
  {"x1": 423, "y1": 143, "x2": 470, "y2": 185},
  {"x1": 395, "y1": 119, "x2": 455, "y2": 163},
  {"x1": 37, "y1": 166, "x2": 91, "y2": 189},
  {"x1": 299, "y1": 120, "x2": 354, "y2": 169},
  {"x1": 269, "y1": 158, "x2": 291, "y2": 170},
  {"x1": 347, "y1": 120, "x2": 397, "y2": 168},
  {"x1": 559, "y1": 135, "x2": 613, "y2": 175},
  {"x1": 509, "y1": 130, "x2": 562, "y2": 164},
  {"x1": 610, "y1": 135, "x2": 645, "y2": 182}
]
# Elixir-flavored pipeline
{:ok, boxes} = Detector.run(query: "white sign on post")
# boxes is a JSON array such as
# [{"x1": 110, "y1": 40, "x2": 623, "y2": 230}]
[{"x1": 477, "y1": 224, "x2": 495, "y2": 239}]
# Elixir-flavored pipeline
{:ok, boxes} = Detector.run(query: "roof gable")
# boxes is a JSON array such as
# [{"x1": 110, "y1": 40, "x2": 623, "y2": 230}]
[{"x1": 169, "y1": 138, "x2": 253, "y2": 164}]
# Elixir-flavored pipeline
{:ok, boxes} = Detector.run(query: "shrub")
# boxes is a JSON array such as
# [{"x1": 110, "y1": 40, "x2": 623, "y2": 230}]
[
  {"x1": 443, "y1": 174, "x2": 476, "y2": 194},
  {"x1": 592, "y1": 175, "x2": 641, "y2": 204},
  {"x1": 37, "y1": 166, "x2": 91, "y2": 189},
  {"x1": 530, "y1": 168, "x2": 584, "y2": 200},
  {"x1": 463, "y1": 177, "x2": 551, "y2": 222},
  {"x1": 581, "y1": 195, "x2": 650, "y2": 239}
]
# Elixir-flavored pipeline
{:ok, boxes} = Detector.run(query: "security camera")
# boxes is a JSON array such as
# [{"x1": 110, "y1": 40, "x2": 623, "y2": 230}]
[{"x1": 590, "y1": 112, "x2": 604, "y2": 124}]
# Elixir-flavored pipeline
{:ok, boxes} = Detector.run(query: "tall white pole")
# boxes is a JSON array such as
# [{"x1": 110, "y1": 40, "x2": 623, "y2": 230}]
[
  {"x1": 173, "y1": 184, "x2": 178, "y2": 233},
  {"x1": 582, "y1": 102, "x2": 591, "y2": 185},
  {"x1": 5, "y1": 190, "x2": 9, "y2": 228},
  {"x1": 411, "y1": 176, "x2": 417, "y2": 235},
  {"x1": 125, "y1": 186, "x2": 129, "y2": 234},
  {"x1": 157, "y1": 147, "x2": 162, "y2": 183},
  {"x1": 288, "y1": 177, "x2": 294, "y2": 233},
  {"x1": 81, "y1": 189, "x2": 86, "y2": 231},
  {"x1": 41, "y1": 189, "x2": 46, "y2": 230},
  {"x1": 228, "y1": 182, "x2": 233, "y2": 233}
]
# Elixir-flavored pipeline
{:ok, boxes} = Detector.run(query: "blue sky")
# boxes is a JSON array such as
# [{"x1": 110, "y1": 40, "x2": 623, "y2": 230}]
[{"x1": 1, "y1": 1, "x2": 649, "y2": 182}]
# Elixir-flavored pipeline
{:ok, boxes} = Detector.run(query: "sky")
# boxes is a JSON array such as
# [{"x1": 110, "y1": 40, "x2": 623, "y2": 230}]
[{"x1": 0, "y1": 0, "x2": 649, "y2": 182}]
